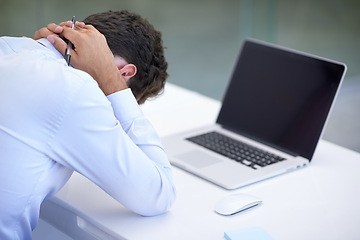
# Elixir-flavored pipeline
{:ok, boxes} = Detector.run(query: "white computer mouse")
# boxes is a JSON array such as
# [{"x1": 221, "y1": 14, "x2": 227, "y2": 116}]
[{"x1": 214, "y1": 193, "x2": 262, "y2": 216}]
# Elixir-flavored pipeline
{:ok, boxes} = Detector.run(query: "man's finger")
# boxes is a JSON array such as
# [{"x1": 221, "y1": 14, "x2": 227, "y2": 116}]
[
  {"x1": 75, "y1": 21, "x2": 86, "y2": 29},
  {"x1": 47, "y1": 23, "x2": 63, "y2": 34},
  {"x1": 47, "y1": 34, "x2": 68, "y2": 56},
  {"x1": 34, "y1": 27, "x2": 52, "y2": 40},
  {"x1": 58, "y1": 21, "x2": 84, "y2": 28},
  {"x1": 33, "y1": 23, "x2": 63, "y2": 40},
  {"x1": 83, "y1": 24, "x2": 97, "y2": 31},
  {"x1": 62, "y1": 21, "x2": 73, "y2": 28},
  {"x1": 60, "y1": 26, "x2": 82, "y2": 48}
]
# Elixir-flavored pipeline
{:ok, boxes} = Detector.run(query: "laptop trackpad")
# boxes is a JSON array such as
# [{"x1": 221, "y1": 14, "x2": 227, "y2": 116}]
[{"x1": 175, "y1": 150, "x2": 222, "y2": 169}]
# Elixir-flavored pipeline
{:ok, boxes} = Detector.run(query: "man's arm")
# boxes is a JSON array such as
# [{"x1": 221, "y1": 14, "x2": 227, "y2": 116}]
[
  {"x1": 48, "y1": 80, "x2": 176, "y2": 216},
  {"x1": 35, "y1": 23, "x2": 176, "y2": 215}
]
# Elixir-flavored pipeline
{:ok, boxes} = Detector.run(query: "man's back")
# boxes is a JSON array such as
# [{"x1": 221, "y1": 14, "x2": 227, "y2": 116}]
[
  {"x1": 0, "y1": 37, "x2": 92, "y2": 239},
  {"x1": 0, "y1": 37, "x2": 176, "y2": 239}
]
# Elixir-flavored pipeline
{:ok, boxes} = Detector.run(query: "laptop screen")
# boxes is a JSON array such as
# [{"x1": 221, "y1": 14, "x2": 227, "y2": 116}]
[{"x1": 217, "y1": 39, "x2": 346, "y2": 160}]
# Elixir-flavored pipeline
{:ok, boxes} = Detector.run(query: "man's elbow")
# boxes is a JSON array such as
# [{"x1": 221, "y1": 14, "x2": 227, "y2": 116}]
[{"x1": 139, "y1": 185, "x2": 177, "y2": 217}]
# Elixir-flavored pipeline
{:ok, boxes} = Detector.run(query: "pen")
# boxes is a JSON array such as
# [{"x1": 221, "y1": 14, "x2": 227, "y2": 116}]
[{"x1": 64, "y1": 16, "x2": 76, "y2": 65}]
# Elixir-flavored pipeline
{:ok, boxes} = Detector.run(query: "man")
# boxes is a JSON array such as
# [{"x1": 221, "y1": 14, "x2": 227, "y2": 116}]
[{"x1": 0, "y1": 10, "x2": 176, "y2": 239}]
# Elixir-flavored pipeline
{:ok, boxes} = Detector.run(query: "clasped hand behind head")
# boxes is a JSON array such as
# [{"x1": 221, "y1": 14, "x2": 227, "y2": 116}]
[{"x1": 34, "y1": 21, "x2": 128, "y2": 96}]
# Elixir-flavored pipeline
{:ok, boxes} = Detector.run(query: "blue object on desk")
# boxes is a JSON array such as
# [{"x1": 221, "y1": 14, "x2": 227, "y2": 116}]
[{"x1": 224, "y1": 227, "x2": 274, "y2": 240}]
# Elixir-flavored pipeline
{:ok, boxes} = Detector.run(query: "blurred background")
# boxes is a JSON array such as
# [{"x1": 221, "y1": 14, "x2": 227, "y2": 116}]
[{"x1": 1, "y1": 0, "x2": 359, "y2": 152}]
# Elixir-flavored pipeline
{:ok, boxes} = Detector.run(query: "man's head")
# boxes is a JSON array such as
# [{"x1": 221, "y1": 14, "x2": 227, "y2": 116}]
[{"x1": 83, "y1": 10, "x2": 168, "y2": 104}]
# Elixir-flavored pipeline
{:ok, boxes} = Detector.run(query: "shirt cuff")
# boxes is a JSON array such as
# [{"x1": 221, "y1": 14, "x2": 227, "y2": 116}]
[{"x1": 106, "y1": 88, "x2": 143, "y2": 124}]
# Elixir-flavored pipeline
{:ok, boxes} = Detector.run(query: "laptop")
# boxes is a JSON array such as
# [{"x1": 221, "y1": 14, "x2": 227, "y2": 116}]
[{"x1": 162, "y1": 38, "x2": 346, "y2": 190}]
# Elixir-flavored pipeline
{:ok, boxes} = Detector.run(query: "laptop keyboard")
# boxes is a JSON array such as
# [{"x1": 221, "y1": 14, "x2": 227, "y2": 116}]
[{"x1": 186, "y1": 131, "x2": 286, "y2": 170}]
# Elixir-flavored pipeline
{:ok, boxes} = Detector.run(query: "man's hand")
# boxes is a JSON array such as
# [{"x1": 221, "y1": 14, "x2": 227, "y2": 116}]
[
  {"x1": 33, "y1": 21, "x2": 84, "y2": 41},
  {"x1": 34, "y1": 22, "x2": 128, "y2": 96}
]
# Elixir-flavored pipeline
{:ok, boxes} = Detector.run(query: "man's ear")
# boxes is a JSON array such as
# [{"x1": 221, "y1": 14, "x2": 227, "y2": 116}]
[{"x1": 118, "y1": 64, "x2": 137, "y2": 81}]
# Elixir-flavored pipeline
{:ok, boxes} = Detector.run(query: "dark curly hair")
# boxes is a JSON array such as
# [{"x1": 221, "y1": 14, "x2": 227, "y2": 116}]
[{"x1": 84, "y1": 10, "x2": 168, "y2": 104}]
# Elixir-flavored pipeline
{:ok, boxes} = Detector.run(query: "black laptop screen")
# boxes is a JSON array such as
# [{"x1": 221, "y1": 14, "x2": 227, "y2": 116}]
[{"x1": 216, "y1": 39, "x2": 346, "y2": 160}]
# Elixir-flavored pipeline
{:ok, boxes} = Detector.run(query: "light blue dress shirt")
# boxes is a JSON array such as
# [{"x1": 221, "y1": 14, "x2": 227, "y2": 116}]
[{"x1": 0, "y1": 37, "x2": 176, "y2": 239}]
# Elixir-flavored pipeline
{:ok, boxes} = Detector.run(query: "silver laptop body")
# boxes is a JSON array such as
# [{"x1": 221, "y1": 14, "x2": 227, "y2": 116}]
[{"x1": 162, "y1": 38, "x2": 347, "y2": 190}]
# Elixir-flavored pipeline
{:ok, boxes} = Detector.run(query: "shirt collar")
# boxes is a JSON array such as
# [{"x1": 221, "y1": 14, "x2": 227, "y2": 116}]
[{"x1": 36, "y1": 38, "x2": 66, "y2": 62}]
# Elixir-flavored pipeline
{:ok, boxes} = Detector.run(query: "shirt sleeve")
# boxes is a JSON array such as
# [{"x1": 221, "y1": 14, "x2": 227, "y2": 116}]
[{"x1": 48, "y1": 81, "x2": 176, "y2": 216}]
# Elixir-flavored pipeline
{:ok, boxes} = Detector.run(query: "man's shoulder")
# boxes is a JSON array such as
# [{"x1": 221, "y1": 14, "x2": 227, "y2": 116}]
[{"x1": 1, "y1": 37, "x2": 40, "y2": 52}]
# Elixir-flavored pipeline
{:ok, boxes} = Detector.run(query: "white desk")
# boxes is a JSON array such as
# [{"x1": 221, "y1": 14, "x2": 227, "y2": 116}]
[{"x1": 37, "y1": 83, "x2": 360, "y2": 240}]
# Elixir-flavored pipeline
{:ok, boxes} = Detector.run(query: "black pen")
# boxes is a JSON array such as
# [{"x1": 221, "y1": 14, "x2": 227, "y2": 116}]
[{"x1": 64, "y1": 16, "x2": 76, "y2": 65}]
